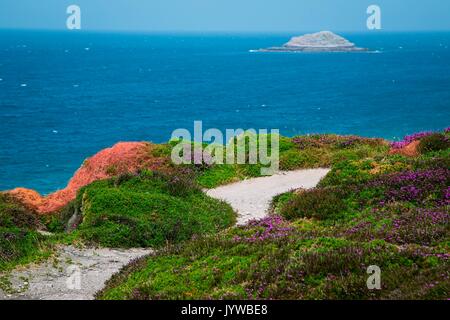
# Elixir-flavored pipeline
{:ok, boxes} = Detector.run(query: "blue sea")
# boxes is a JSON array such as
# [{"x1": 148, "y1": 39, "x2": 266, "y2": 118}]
[{"x1": 0, "y1": 30, "x2": 449, "y2": 194}]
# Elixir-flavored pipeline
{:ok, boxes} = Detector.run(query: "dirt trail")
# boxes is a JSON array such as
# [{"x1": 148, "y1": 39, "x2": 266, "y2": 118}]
[
  {"x1": 207, "y1": 168, "x2": 330, "y2": 225},
  {"x1": 0, "y1": 246, "x2": 151, "y2": 300}
]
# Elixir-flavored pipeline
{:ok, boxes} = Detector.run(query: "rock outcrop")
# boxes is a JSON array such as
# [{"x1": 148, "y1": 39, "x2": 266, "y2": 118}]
[
  {"x1": 7, "y1": 142, "x2": 168, "y2": 214},
  {"x1": 257, "y1": 31, "x2": 368, "y2": 52}
]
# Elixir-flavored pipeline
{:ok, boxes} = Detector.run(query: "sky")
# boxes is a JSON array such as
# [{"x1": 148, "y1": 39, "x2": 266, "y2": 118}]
[{"x1": 1, "y1": 0, "x2": 450, "y2": 32}]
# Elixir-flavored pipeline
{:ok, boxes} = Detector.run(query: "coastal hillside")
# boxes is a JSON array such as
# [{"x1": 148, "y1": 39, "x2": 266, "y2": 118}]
[
  {"x1": 97, "y1": 129, "x2": 449, "y2": 300},
  {"x1": 1, "y1": 129, "x2": 449, "y2": 299}
]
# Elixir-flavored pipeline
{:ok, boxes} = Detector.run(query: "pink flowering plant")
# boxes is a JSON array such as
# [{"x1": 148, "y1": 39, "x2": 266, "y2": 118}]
[
  {"x1": 232, "y1": 215, "x2": 293, "y2": 243},
  {"x1": 366, "y1": 168, "x2": 450, "y2": 206},
  {"x1": 344, "y1": 205, "x2": 449, "y2": 246},
  {"x1": 390, "y1": 131, "x2": 434, "y2": 149}
]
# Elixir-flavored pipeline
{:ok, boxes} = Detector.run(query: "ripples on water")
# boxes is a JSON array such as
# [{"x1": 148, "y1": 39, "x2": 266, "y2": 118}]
[{"x1": 0, "y1": 30, "x2": 449, "y2": 193}]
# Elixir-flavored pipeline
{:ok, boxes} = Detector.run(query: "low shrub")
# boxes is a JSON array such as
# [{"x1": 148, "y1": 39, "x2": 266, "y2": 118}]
[
  {"x1": 390, "y1": 131, "x2": 434, "y2": 149},
  {"x1": 280, "y1": 188, "x2": 347, "y2": 220},
  {"x1": 232, "y1": 215, "x2": 293, "y2": 243},
  {"x1": 0, "y1": 197, "x2": 42, "y2": 230},
  {"x1": 162, "y1": 169, "x2": 200, "y2": 197},
  {"x1": 72, "y1": 172, "x2": 235, "y2": 248},
  {"x1": 417, "y1": 133, "x2": 450, "y2": 154},
  {"x1": 344, "y1": 205, "x2": 449, "y2": 246},
  {"x1": 280, "y1": 148, "x2": 331, "y2": 170},
  {"x1": 367, "y1": 168, "x2": 449, "y2": 206},
  {"x1": 412, "y1": 153, "x2": 450, "y2": 171},
  {"x1": 292, "y1": 134, "x2": 385, "y2": 150},
  {"x1": 318, "y1": 159, "x2": 374, "y2": 187},
  {"x1": 196, "y1": 165, "x2": 237, "y2": 188},
  {"x1": 270, "y1": 191, "x2": 296, "y2": 214},
  {"x1": 0, "y1": 194, "x2": 51, "y2": 271}
]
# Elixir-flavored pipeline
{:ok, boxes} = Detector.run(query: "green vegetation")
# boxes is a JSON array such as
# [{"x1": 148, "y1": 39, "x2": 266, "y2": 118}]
[
  {"x1": 66, "y1": 170, "x2": 235, "y2": 248},
  {"x1": 176, "y1": 134, "x2": 388, "y2": 188},
  {"x1": 96, "y1": 130, "x2": 449, "y2": 300},
  {"x1": 279, "y1": 187, "x2": 347, "y2": 221},
  {"x1": 2, "y1": 130, "x2": 449, "y2": 300},
  {"x1": 97, "y1": 220, "x2": 449, "y2": 300},
  {"x1": 0, "y1": 194, "x2": 53, "y2": 271},
  {"x1": 418, "y1": 133, "x2": 450, "y2": 154}
]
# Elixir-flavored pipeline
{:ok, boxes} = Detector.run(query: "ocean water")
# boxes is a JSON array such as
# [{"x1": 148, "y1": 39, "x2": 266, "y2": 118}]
[{"x1": 0, "y1": 30, "x2": 449, "y2": 194}]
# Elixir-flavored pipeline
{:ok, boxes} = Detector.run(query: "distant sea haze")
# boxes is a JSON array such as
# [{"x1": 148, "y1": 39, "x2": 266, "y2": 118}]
[{"x1": 0, "y1": 30, "x2": 449, "y2": 193}]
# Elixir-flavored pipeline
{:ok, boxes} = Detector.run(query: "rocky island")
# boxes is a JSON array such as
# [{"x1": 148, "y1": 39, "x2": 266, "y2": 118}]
[{"x1": 257, "y1": 31, "x2": 368, "y2": 52}]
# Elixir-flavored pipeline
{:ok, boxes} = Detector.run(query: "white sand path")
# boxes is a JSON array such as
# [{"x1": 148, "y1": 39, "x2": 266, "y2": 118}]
[
  {"x1": 0, "y1": 246, "x2": 152, "y2": 300},
  {"x1": 207, "y1": 168, "x2": 330, "y2": 225}
]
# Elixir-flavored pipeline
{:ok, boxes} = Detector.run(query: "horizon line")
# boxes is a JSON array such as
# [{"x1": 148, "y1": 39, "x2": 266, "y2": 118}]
[{"x1": 2, "y1": 27, "x2": 450, "y2": 35}]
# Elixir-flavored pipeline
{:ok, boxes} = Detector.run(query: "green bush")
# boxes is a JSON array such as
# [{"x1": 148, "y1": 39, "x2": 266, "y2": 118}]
[
  {"x1": 0, "y1": 198, "x2": 42, "y2": 230},
  {"x1": 73, "y1": 172, "x2": 235, "y2": 248},
  {"x1": 158, "y1": 170, "x2": 200, "y2": 197},
  {"x1": 280, "y1": 148, "x2": 331, "y2": 170},
  {"x1": 280, "y1": 188, "x2": 347, "y2": 220},
  {"x1": 417, "y1": 133, "x2": 450, "y2": 154},
  {"x1": 270, "y1": 191, "x2": 296, "y2": 214},
  {"x1": 318, "y1": 160, "x2": 373, "y2": 187},
  {"x1": 0, "y1": 228, "x2": 45, "y2": 270},
  {"x1": 0, "y1": 194, "x2": 51, "y2": 271},
  {"x1": 413, "y1": 153, "x2": 450, "y2": 170},
  {"x1": 196, "y1": 165, "x2": 237, "y2": 188}
]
